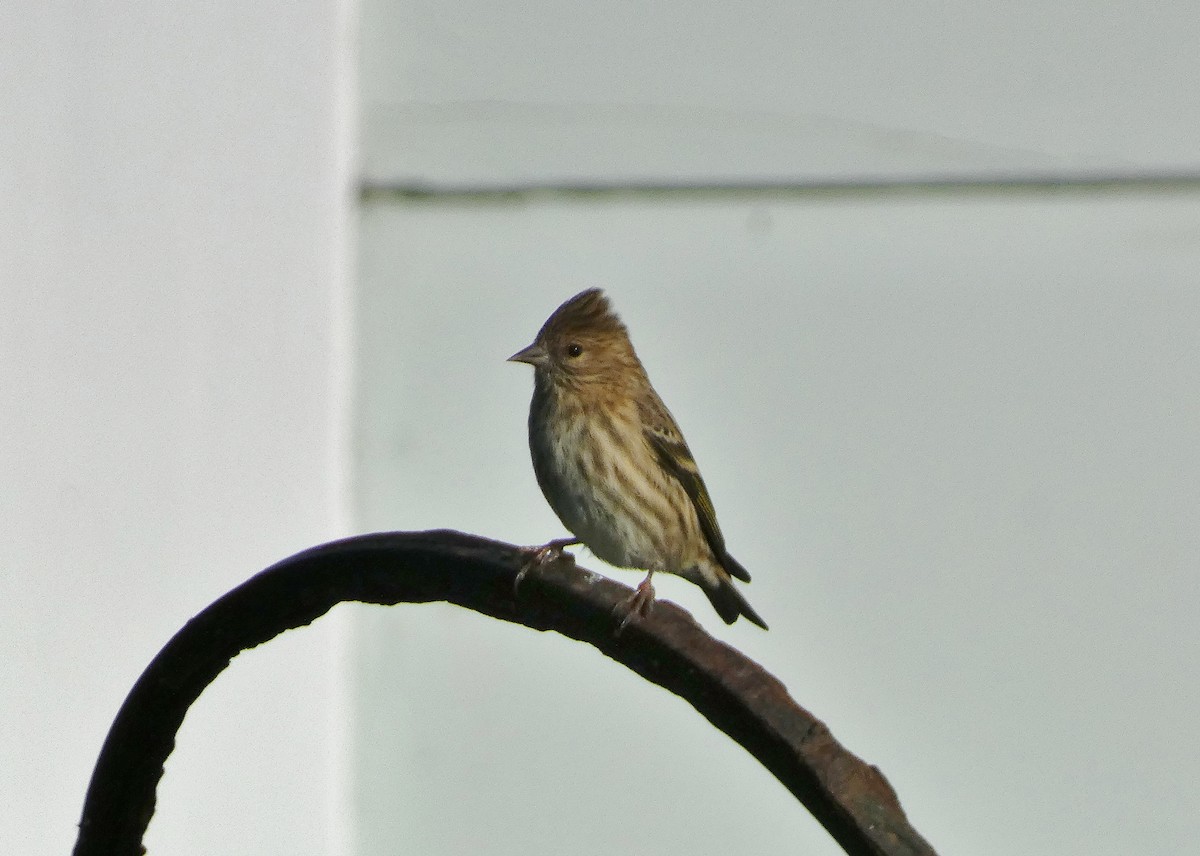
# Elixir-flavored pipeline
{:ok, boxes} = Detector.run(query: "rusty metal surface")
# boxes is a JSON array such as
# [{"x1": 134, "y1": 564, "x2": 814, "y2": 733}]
[{"x1": 73, "y1": 530, "x2": 937, "y2": 856}]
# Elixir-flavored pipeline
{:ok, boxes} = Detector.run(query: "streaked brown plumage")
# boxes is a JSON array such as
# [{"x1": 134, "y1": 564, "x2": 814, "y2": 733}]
[{"x1": 509, "y1": 288, "x2": 767, "y2": 629}]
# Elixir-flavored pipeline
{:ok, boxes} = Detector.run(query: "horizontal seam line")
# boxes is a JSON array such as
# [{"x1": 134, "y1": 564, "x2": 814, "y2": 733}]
[{"x1": 360, "y1": 172, "x2": 1200, "y2": 204}]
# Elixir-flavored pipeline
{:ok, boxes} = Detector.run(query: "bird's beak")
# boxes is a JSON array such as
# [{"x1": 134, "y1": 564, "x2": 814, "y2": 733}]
[{"x1": 508, "y1": 342, "x2": 548, "y2": 366}]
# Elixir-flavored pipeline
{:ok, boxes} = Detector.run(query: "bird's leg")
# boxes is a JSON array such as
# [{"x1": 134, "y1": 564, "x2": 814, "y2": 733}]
[
  {"x1": 616, "y1": 570, "x2": 656, "y2": 634},
  {"x1": 514, "y1": 537, "x2": 581, "y2": 594}
]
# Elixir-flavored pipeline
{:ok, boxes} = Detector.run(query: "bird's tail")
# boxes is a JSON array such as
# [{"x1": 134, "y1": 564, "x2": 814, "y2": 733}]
[{"x1": 704, "y1": 574, "x2": 769, "y2": 630}]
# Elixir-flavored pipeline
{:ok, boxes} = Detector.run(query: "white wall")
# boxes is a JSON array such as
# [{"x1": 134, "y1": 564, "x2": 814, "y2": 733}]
[
  {"x1": 1, "y1": 3, "x2": 355, "y2": 854},
  {"x1": 354, "y1": 2, "x2": 1200, "y2": 855}
]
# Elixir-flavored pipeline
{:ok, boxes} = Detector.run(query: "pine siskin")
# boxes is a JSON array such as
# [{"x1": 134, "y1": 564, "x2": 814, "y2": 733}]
[{"x1": 509, "y1": 288, "x2": 767, "y2": 630}]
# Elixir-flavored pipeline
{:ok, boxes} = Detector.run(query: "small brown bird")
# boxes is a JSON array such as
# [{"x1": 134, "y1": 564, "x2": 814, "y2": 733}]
[{"x1": 509, "y1": 288, "x2": 767, "y2": 629}]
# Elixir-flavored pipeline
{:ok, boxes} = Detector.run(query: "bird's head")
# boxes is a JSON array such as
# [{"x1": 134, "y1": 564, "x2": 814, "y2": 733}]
[{"x1": 508, "y1": 288, "x2": 642, "y2": 390}]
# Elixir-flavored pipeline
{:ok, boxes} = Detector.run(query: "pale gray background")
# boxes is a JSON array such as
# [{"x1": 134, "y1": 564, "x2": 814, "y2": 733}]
[
  {"x1": 355, "y1": 1, "x2": 1199, "y2": 855},
  {"x1": 4, "y1": 1, "x2": 1199, "y2": 855},
  {"x1": 355, "y1": 200, "x2": 1200, "y2": 856},
  {"x1": 2, "y1": 3, "x2": 355, "y2": 855}
]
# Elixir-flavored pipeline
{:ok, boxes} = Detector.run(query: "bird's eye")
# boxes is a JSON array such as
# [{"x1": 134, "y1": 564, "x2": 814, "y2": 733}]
[{"x1": 566, "y1": 342, "x2": 583, "y2": 358}]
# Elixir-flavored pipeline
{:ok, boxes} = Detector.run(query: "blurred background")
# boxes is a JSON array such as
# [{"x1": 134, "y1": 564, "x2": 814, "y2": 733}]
[{"x1": 3, "y1": 2, "x2": 1198, "y2": 855}]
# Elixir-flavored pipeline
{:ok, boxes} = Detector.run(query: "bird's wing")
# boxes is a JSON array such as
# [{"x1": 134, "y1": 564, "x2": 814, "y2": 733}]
[{"x1": 639, "y1": 394, "x2": 751, "y2": 583}]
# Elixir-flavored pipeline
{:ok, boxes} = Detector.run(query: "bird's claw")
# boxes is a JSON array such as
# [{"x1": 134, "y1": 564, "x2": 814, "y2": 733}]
[
  {"x1": 514, "y1": 538, "x2": 580, "y2": 595},
  {"x1": 614, "y1": 577, "x2": 657, "y2": 635}
]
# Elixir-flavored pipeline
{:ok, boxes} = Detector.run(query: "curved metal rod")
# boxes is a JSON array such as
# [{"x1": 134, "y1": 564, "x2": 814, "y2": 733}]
[{"x1": 72, "y1": 530, "x2": 937, "y2": 856}]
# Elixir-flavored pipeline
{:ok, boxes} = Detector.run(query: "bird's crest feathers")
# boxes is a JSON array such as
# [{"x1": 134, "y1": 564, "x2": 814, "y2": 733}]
[{"x1": 538, "y1": 288, "x2": 628, "y2": 343}]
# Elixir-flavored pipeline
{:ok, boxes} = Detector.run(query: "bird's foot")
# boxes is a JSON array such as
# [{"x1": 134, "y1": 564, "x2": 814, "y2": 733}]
[
  {"x1": 514, "y1": 537, "x2": 581, "y2": 595},
  {"x1": 615, "y1": 575, "x2": 656, "y2": 635}
]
